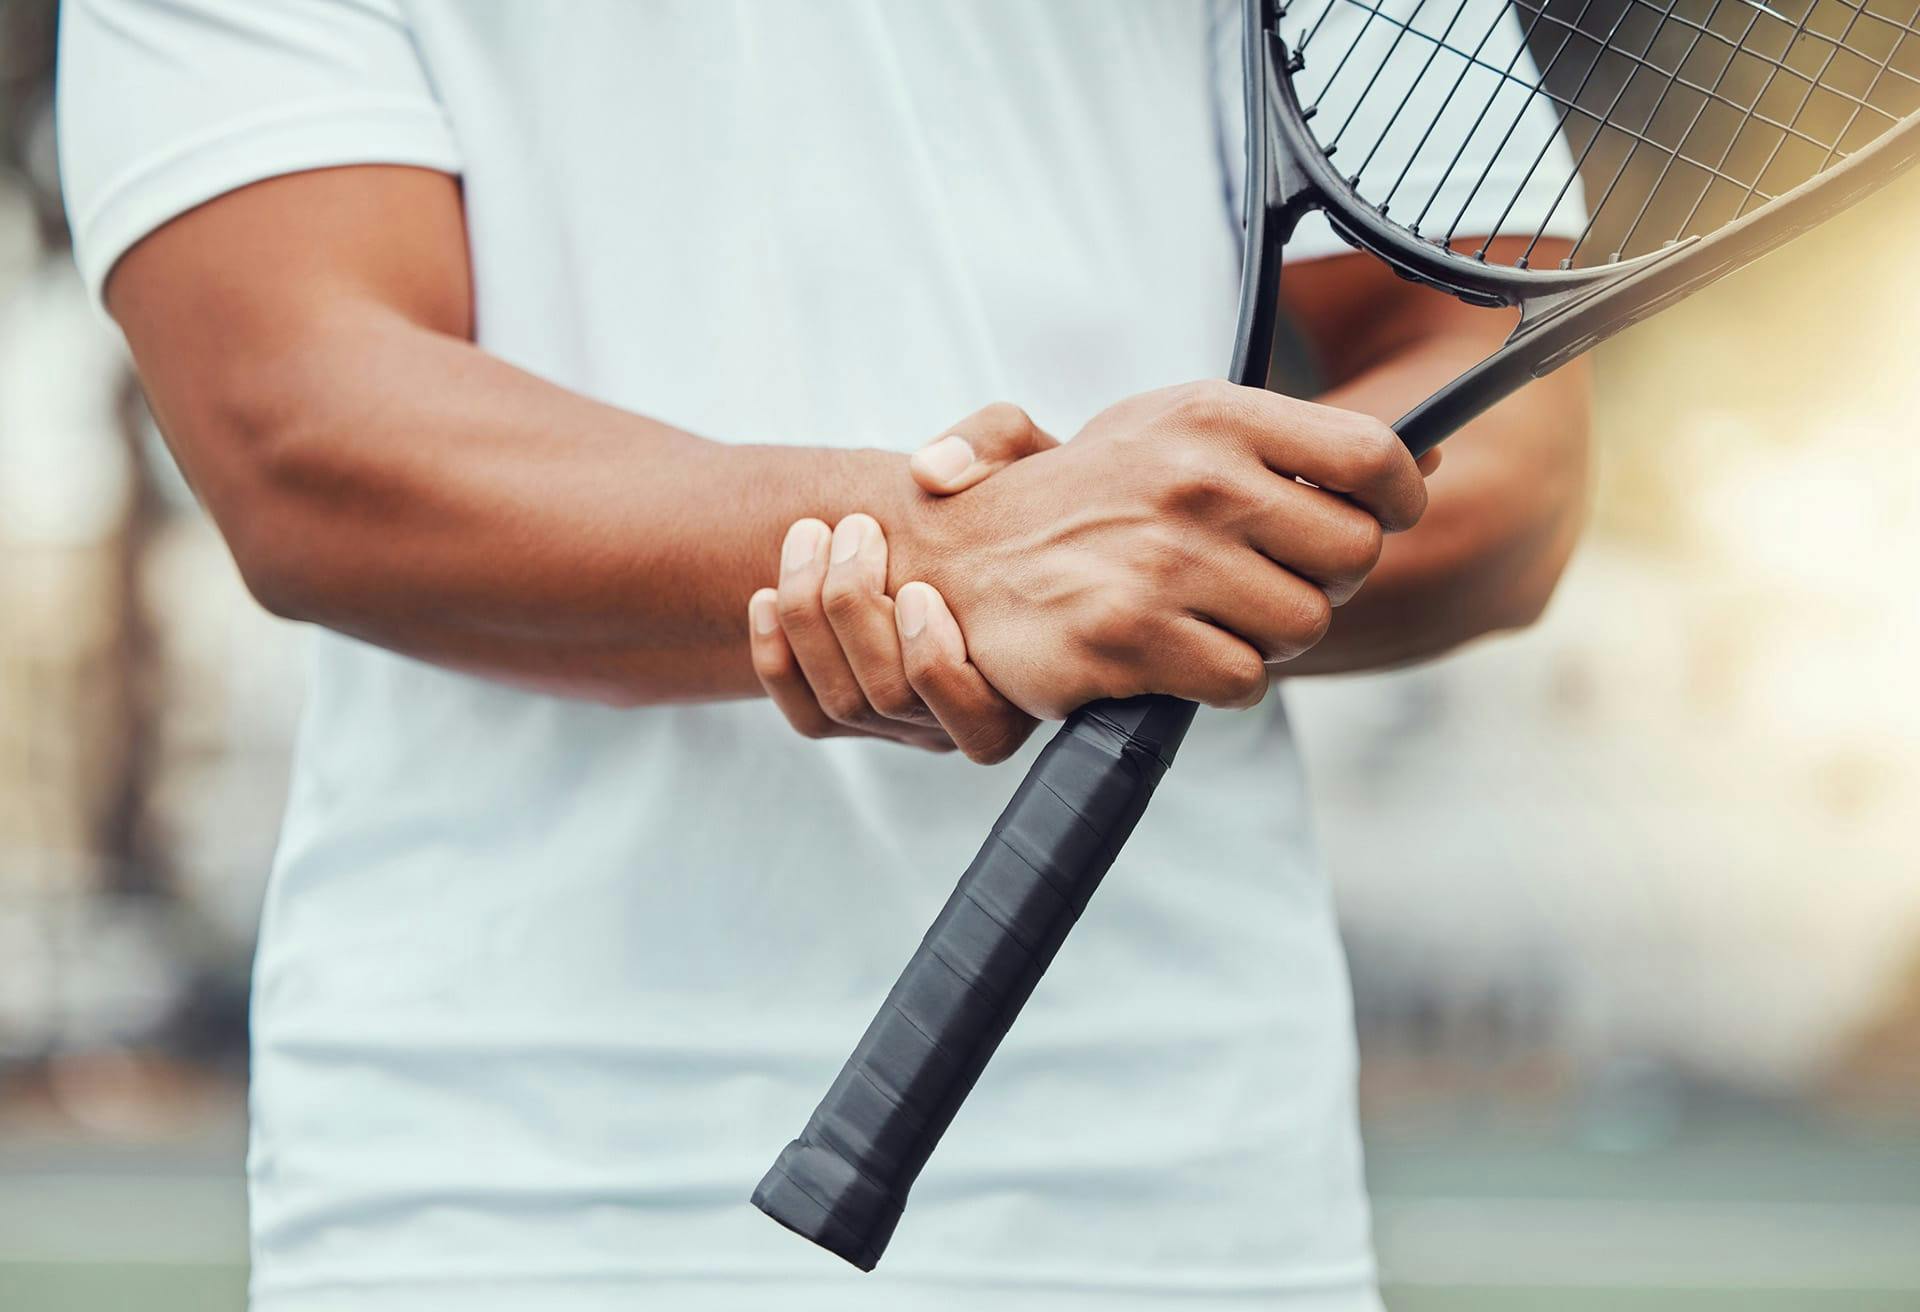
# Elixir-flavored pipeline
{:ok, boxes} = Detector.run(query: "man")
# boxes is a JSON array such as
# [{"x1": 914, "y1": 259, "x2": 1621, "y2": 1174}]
[{"x1": 59, "y1": 2, "x2": 1588, "y2": 1308}]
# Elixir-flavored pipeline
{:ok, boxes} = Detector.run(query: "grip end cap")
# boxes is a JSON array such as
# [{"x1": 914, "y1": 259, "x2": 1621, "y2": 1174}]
[{"x1": 751, "y1": 1140, "x2": 899, "y2": 1272}]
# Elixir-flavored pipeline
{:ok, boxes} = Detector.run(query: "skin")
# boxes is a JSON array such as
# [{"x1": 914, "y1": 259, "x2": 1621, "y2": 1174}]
[
  {"x1": 102, "y1": 164, "x2": 1496, "y2": 729},
  {"x1": 754, "y1": 236, "x2": 1591, "y2": 760}
]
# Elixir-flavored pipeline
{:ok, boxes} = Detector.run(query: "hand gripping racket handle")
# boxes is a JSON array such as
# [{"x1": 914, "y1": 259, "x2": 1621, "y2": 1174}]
[
  {"x1": 755, "y1": 0, "x2": 1270, "y2": 1267},
  {"x1": 751, "y1": 694, "x2": 1197, "y2": 1269}
]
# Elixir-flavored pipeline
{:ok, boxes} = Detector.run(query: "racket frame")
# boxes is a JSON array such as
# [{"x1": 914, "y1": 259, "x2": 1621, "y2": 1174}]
[{"x1": 1234, "y1": 0, "x2": 1920, "y2": 453}]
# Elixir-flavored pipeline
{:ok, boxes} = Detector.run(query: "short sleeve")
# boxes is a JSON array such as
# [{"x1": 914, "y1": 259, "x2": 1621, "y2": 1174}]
[
  {"x1": 1267, "y1": 0, "x2": 1589, "y2": 261},
  {"x1": 57, "y1": 0, "x2": 463, "y2": 305}
]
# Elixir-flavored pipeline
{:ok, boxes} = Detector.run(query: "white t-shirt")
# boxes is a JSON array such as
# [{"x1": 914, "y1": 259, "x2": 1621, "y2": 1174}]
[{"x1": 59, "y1": 3, "x2": 1580, "y2": 1309}]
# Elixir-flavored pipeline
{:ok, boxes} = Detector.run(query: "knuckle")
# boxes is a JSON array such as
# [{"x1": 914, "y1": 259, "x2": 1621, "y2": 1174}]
[
  {"x1": 983, "y1": 399, "x2": 1044, "y2": 445},
  {"x1": 1209, "y1": 649, "x2": 1270, "y2": 708},
  {"x1": 818, "y1": 687, "x2": 871, "y2": 727},
  {"x1": 1168, "y1": 378, "x2": 1241, "y2": 432},
  {"x1": 867, "y1": 678, "x2": 920, "y2": 721},
  {"x1": 1344, "y1": 418, "x2": 1407, "y2": 485},
  {"x1": 1190, "y1": 377, "x2": 1242, "y2": 408},
  {"x1": 965, "y1": 725, "x2": 1023, "y2": 766},
  {"x1": 1078, "y1": 594, "x2": 1145, "y2": 659},
  {"x1": 775, "y1": 590, "x2": 823, "y2": 632},
  {"x1": 1339, "y1": 513, "x2": 1386, "y2": 577},
  {"x1": 982, "y1": 400, "x2": 1034, "y2": 435},
  {"x1": 1287, "y1": 588, "x2": 1335, "y2": 650},
  {"x1": 901, "y1": 639, "x2": 944, "y2": 684},
  {"x1": 819, "y1": 577, "x2": 866, "y2": 624},
  {"x1": 1406, "y1": 474, "x2": 1431, "y2": 523},
  {"x1": 1158, "y1": 444, "x2": 1236, "y2": 513}
]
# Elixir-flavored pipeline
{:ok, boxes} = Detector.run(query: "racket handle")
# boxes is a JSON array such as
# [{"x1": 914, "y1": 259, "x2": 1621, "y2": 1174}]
[{"x1": 752, "y1": 693, "x2": 1197, "y2": 1270}]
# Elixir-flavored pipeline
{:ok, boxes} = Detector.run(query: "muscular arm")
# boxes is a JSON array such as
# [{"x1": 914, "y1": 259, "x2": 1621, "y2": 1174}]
[
  {"x1": 109, "y1": 164, "x2": 1424, "y2": 720},
  {"x1": 1278, "y1": 239, "x2": 1592, "y2": 675},
  {"x1": 108, "y1": 167, "x2": 907, "y2": 704}
]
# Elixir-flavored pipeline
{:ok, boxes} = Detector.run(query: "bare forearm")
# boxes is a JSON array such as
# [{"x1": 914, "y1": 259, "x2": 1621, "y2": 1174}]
[
  {"x1": 1282, "y1": 335, "x2": 1591, "y2": 676},
  {"x1": 134, "y1": 308, "x2": 910, "y2": 703},
  {"x1": 103, "y1": 167, "x2": 943, "y2": 706}
]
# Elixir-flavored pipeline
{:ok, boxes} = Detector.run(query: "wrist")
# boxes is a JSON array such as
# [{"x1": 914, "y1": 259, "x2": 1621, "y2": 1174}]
[
  {"x1": 858, "y1": 455, "x2": 952, "y2": 597},
  {"x1": 780, "y1": 443, "x2": 923, "y2": 567}
]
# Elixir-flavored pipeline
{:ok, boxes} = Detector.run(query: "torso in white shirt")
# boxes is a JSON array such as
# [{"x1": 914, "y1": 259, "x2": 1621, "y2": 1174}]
[{"x1": 59, "y1": 2, "x2": 1578, "y2": 1306}]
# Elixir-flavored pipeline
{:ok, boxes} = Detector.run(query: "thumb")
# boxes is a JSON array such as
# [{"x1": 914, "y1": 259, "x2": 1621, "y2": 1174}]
[{"x1": 909, "y1": 401, "x2": 1060, "y2": 495}]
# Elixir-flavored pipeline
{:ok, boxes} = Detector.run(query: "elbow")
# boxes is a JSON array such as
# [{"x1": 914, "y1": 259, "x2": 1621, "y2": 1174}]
[
  {"x1": 1438, "y1": 446, "x2": 1591, "y2": 644},
  {"x1": 226, "y1": 447, "x2": 350, "y2": 624},
  {"x1": 188, "y1": 374, "x2": 357, "y2": 624},
  {"x1": 1484, "y1": 563, "x2": 1565, "y2": 635},
  {"x1": 1480, "y1": 473, "x2": 1590, "y2": 637},
  {"x1": 1408, "y1": 528, "x2": 1576, "y2": 660},
  {"x1": 229, "y1": 520, "x2": 320, "y2": 623},
  {"x1": 1494, "y1": 399, "x2": 1593, "y2": 634}
]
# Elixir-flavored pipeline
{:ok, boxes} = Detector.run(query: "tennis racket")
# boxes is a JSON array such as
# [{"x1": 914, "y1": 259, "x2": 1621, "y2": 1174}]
[{"x1": 755, "y1": 0, "x2": 1920, "y2": 1269}]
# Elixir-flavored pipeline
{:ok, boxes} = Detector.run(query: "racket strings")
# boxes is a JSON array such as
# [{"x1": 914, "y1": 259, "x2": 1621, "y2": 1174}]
[
  {"x1": 1523, "y1": 0, "x2": 1728, "y2": 260},
  {"x1": 1285, "y1": 0, "x2": 1920, "y2": 265},
  {"x1": 1577, "y1": 0, "x2": 1768, "y2": 256},
  {"x1": 1463, "y1": 0, "x2": 1654, "y2": 254}
]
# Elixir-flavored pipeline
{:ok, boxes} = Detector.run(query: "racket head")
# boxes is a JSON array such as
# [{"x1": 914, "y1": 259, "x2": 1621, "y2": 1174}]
[{"x1": 1233, "y1": 0, "x2": 1920, "y2": 440}]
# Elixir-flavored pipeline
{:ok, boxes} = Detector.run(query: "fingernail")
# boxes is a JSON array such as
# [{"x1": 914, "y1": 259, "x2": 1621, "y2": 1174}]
[
  {"x1": 896, "y1": 582, "x2": 930, "y2": 639},
  {"x1": 782, "y1": 521, "x2": 826, "y2": 574},
  {"x1": 749, "y1": 590, "x2": 779, "y2": 635},
  {"x1": 830, "y1": 515, "x2": 868, "y2": 565},
  {"x1": 912, "y1": 434, "x2": 976, "y2": 484}
]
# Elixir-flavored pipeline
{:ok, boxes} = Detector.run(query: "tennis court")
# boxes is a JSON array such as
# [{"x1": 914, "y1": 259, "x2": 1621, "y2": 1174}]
[{"x1": 6, "y1": 1109, "x2": 1916, "y2": 1310}]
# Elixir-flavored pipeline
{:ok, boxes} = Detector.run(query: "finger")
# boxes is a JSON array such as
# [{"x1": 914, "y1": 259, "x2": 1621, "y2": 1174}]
[
  {"x1": 1153, "y1": 616, "x2": 1276, "y2": 710},
  {"x1": 896, "y1": 583, "x2": 1039, "y2": 765},
  {"x1": 1231, "y1": 390, "x2": 1428, "y2": 532},
  {"x1": 749, "y1": 587, "x2": 849, "y2": 740},
  {"x1": 755, "y1": 585, "x2": 956, "y2": 750},
  {"x1": 910, "y1": 401, "x2": 1061, "y2": 495},
  {"x1": 1078, "y1": 600, "x2": 1275, "y2": 710},
  {"x1": 1417, "y1": 447, "x2": 1443, "y2": 477},
  {"x1": 1181, "y1": 552, "x2": 1336, "y2": 666},
  {"x1": 776, "y1": 518, "x2": 878, "y2": 731},
  {"x1": 1241, "y1": 477, "x2": 1385, "y2": 605},
  {"x1": 822, "y1": 514, "x2": 938, "y2": 728}
]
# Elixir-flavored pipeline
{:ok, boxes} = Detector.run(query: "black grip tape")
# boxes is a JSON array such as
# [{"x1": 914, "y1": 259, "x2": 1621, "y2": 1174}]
[{"x1": 751, "y1": 694, "x2": 1196, "y2": 1270}]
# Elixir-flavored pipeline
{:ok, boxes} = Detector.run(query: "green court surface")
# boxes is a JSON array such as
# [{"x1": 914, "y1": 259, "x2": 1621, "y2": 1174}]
[
  {"x1": 0, "y1": 1263, "x2": 246, "y2": 1312},
  {"x1": 3, "y1": 1114, "x2": 1916, "y2": 1311}
]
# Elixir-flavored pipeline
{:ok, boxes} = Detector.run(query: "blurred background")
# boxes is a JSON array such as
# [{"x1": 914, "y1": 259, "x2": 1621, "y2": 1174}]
[{"x1": 3, "y1": 1, "x2": 1916, "y2": 1308}]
